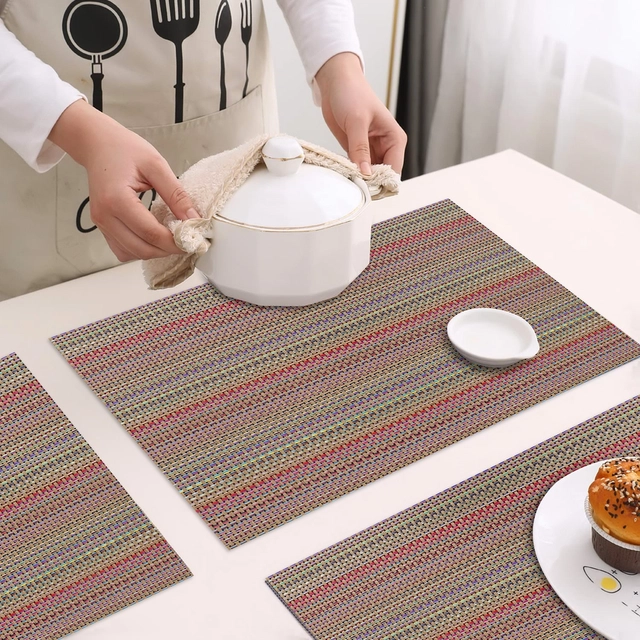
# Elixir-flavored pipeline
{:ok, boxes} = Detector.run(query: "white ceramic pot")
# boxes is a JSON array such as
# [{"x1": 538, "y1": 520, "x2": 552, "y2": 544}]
[{"x1": 196, "y1": 136, "x2": 372, "y2": 306}]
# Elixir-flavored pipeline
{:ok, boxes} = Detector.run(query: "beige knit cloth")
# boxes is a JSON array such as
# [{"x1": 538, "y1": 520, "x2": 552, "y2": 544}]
[{"x1": 143, "y1": 135, "x2": 400, "y2": 289}]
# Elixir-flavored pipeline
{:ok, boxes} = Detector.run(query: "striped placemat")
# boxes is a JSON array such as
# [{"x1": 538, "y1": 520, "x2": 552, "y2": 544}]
[
  {"x1": 268, "y1": 396, "x2": 640, "y2": 640},
  {"x1": 0, "y1": 354, "x2": 191, "y2": 639},
  {"x1": 51, "y1": 199, "x2": 640, "y2": 548}
]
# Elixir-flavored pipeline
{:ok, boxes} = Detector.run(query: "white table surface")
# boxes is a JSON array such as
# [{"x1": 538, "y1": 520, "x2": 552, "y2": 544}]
[{"x1": 2, "y1": 150, "x2": 640, "y2": 639}]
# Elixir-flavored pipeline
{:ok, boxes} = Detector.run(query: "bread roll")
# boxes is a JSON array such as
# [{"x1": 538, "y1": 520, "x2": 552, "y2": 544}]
[{"x1": 588, "y1": 457, "x2": 640, "y2": 545}]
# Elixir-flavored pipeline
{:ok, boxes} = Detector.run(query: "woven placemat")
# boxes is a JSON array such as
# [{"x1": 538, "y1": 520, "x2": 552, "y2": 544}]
[
  {"x1": 51, "y1": 199, "x2": 640, "y2": 547},
  {"x1": 268, "y1": 396, "x2": 640, "y2": 640},
  {"x1": 0, "y1": 354, "x2": 191, "y2": 639}
]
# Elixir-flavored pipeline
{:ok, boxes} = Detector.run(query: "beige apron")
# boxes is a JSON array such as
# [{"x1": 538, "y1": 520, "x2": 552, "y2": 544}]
[{"x1": 0, "y1": 0, "x2": 278, "y2": 299}]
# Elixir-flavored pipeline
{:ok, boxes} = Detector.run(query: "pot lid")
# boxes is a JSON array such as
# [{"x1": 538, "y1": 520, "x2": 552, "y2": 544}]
[{"x1": 218, "y1": 136, "x2": 365, "y2": 229}]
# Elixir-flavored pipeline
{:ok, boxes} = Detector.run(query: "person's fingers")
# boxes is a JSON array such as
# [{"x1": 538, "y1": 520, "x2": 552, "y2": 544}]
[
  {"x1": 321, "y1": 104, "x2": 349, "y2": 153},
  {"x1": 113, "y1": 194, "x2": 184, "y2": 255},
  {"x1": 145, "y1": 156, "x2": 199, "y2": 221},
  {"x1": 345, "y1": 115, "x2": 373, "y2": 176},
  {"x1": 91, "y1": 187, "x2": 183, "y2": 256},
  {"x1": 370, "y1": 113, "x2": 407, "y2": 174},
  {"x1": 103, "y1": 216, "x2": 178, "y2": 260},
  {"x1": 102, "y1": 232, "x2": 137, "y2": 263},
  {"x1": 381, "y1": 137, "x2": 407, "y2": 175},
  {"x1": 330, "y1": 124, "x2": 349, "y2": 156}
]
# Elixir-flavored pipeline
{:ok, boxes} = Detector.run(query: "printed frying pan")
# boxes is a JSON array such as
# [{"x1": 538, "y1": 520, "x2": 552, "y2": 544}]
[{"x1": 62, "y1": 0, "x2": 128, "y2": 111}]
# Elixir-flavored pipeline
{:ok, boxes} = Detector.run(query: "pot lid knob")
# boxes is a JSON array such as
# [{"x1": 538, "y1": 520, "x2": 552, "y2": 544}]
[{"x1": 262, "y1": 136, "x2": 305, "y2": 177}]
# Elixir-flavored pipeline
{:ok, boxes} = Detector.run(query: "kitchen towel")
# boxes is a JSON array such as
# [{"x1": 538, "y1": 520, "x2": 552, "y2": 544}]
[
  {"x1": 52, "y1": 199, "x2": 640, "y2": 547},
  {"x1": 0, "y1": 353, "x2": 191, "y2": 639},
  {"x1": 143, "y1": 134, "x2": 400, "y2": 289},
  {"x1": 267, "y1": 396, "x2": 640, "y2": 639}
]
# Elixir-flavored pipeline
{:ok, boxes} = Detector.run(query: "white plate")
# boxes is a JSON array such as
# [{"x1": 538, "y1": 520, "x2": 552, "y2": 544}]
[
  {"x1": 533, "y1": 463, "x2": 640, "y2": 640},
  {"x1": 447, "y1": 308, "x2": 539, "y2": 367}
]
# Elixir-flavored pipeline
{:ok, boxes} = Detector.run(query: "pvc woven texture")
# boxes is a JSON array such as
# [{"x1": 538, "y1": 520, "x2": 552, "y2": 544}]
[
  {"x1": 51, "y1": 199, "x2": 640, "y2": 547},
  {"x1": 0, "y1": 354, "x2": 191, "y2": 639},
  {"x1": 268, "y1": 396, "x2": 640, "y2": 640}
]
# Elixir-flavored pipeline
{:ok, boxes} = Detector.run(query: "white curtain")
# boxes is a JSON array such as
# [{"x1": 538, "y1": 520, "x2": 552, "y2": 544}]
[{"x1": 427, "y1": 0, "x2": 640, "y2": 213}]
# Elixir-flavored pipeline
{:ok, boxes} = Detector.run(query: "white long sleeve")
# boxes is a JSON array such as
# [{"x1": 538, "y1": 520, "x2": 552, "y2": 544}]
[
  {"x1": 276, "y1": 0, "x2": 364, "y2": 84},
  {"x1": 0, "y1": 1, "x2": 362, "y2": 174},
  {"x1": 0, "y1": 20, "x2": 85, "y2": 172}
]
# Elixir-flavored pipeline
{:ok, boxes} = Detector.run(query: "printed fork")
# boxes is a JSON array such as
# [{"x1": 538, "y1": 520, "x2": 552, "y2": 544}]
[
  {"x1": 241, "y1": 0, "x2": 252, "y2": 98},
  {"x1": 150, "y1": 0, "x2": 201, "y2": 123}
]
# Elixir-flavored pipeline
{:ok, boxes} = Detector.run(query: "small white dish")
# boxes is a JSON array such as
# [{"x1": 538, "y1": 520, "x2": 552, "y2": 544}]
[
  {"x1": 533, "y1": 463, "x2": 640, "y2": 640},
  {"x1": 447, "y1": 308, "x2": 539, "y2": 367}
]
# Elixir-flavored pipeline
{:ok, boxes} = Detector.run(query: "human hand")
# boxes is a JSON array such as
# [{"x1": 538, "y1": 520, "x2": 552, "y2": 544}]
[
  {"x1": 315, "y1": 52, "x2": 407, "y2": 175},
  {"x1": 48, "y1": 100, "x2": 198, "y2": 262}
]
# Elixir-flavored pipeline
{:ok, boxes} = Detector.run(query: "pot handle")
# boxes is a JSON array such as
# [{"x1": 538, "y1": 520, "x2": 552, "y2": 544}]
[{"x1": 352, "y1": 176, "x2": 372, "y2": 205}]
